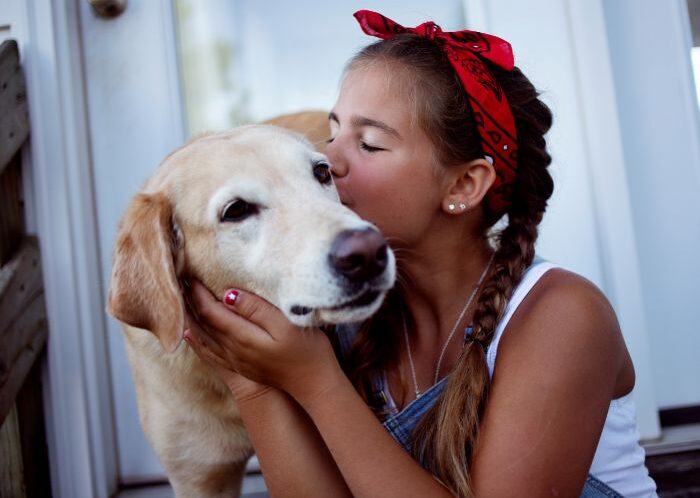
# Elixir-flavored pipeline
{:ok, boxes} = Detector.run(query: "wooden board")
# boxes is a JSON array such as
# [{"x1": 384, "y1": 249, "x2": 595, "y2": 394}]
[
  {"x1": 0, "y1": 39, "x2": 30, "y2": 175},
  {"x1": 15, "y1": 359, "x2": 51, "y2": 498},
  {"x1": 0, "y1": 155, "x2": 24, "y2": 266},
  {"x1": 0, "y1": 238, "x2": 47, "y2": 425},
  {"x1": 0, "y1": 405, "x2": 26, "y2": 498}
]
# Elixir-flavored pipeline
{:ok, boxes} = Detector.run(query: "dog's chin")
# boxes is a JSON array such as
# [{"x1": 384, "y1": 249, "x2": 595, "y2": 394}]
[
  {"x1": 318, "y1": 292, "x2": 386, "y2": 324},
  {"x1": 285, "y1": 289, "x2": 387, "y2": 327}
]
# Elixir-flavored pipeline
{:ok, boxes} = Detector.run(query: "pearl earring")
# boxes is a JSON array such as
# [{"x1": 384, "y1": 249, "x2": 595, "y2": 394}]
[{"x1": 448, "y1": 203, "x2": 455, "y2": 211}]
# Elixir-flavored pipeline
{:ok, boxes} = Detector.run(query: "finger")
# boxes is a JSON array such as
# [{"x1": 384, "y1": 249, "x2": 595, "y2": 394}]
[
  {"x1": 184, "y1": 319, "x2": 226, "y2": 359},
  {"x1": 190, "y1": 280, "x2": 275, "y2": 348},
  {"x1": 184, "y1": 326, "x2": 237, "y2": 372},
  {"x1": 219, "y1": 288, "x2": 294, "y2": 339},
  {"x1": 184, "y1": 306, "x2": 224, "y2": 351}
]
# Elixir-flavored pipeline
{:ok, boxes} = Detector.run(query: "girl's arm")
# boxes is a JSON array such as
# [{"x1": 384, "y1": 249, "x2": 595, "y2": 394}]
[
  {"x1": 232, "y1": 388, "x2": 353, "y2": 498},
  {"x1": 187, "y1": 281, "x2": 454, "y2": 498},
  {"x1": 188, "y1": 270, "x2": 624, "y2": 498},
  {"x1": 185, "y1": 315, "x2": 353, "y2": 498},
  {"x1": 469, "y1": 269, "x2": 628, "y2": 497}
]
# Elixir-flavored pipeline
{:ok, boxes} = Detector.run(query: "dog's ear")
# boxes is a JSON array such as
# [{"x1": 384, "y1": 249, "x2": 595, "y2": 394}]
[{"x1": 107, "y1": 192, "x2": 184, "y2": 352}]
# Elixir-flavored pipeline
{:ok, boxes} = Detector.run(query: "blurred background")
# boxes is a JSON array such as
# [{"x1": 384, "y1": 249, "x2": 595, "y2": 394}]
[{"x1": 1, "y1": 0, "x2": 699, "y2": 497}]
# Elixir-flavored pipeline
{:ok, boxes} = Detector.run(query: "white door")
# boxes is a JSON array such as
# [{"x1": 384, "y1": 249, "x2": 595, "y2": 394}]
[
  {"x1": 79, "y1": 0, "x2": 473, "y2": 483},
  {"x1": 78, "y1": 0, "x2": 660, "y2": 485}
]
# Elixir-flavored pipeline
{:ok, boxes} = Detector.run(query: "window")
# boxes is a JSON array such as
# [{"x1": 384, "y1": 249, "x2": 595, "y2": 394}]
[{"x1": 174, "y1": 1, "x2": 467, "y2": 136}]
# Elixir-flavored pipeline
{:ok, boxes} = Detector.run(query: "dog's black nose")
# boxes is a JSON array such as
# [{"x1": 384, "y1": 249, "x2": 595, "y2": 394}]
[{"x1": 329, "y1": 228, "x2": 388, "y2": 283}]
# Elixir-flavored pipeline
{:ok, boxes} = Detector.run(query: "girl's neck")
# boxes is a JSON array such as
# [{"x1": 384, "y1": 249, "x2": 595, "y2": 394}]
[{"x1": 397, "y1": 234, "x2": 494, "y2": 349}]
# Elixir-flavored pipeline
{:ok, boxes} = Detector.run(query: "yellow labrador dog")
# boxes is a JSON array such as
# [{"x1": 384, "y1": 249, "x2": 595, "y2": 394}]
[{"x1": 107, "y1": 112, "x2": 396, "y2": 498}]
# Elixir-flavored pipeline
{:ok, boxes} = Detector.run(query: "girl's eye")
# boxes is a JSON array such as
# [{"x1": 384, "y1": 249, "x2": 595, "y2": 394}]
[
  {"x1": 360, "y1": 141, "x2": 383, "y2": 152},
  {"x1": 221, "y1": 199, "x2": 259, "y2": 222},
  {"x1": 313, "y1": 163, "x2": 333, "y2": 185}
]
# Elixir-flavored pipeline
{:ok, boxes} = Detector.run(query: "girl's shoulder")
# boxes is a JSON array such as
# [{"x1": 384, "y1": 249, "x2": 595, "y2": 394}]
[
  {"x1": 472, "y1": 266, "x2": 631, "y2": 494},
  {"x1": 522, "y1": 266, "x2": 619, "y2": 331},
  {"x1": 496, "y1": 264, "x2": 625, "y2": 381}
]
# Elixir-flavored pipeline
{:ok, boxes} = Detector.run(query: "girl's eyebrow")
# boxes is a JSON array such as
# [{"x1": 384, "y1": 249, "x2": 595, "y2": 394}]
[{"x1": 329, "y1": 111, "x2": 402, "y2": 139}]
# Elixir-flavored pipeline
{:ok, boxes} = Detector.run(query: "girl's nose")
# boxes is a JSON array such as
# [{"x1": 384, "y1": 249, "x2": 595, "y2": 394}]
[{"x1": 326, "y1": 138, "x2": 349, "y2": 178}]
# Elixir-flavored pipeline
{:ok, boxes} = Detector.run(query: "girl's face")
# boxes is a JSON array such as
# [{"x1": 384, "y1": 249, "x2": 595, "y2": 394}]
[{"x1": 326, "y1": 65, "x2": 447, "y2": 246}]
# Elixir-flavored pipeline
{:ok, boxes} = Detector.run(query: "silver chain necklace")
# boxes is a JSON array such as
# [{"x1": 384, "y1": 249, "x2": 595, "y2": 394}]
[{"x1": 402, "y1": 253, "x2": 495, "y2": 399}]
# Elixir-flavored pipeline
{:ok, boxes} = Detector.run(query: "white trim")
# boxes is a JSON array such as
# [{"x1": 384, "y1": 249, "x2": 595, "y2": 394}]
[
  {"x1": 461, "y1": 0, "x2": 490, "y2": 30},
  {"x1": 678, "y1": 0, "x2": 700, "y2": 151},
  {"x1": 78, "y1": 0, "x2": 187, "y2": 481},
  {"x1": 22, "y1": 0, "x2": 118, "y2": 496},
  {"x1": 564, "y1": 0, "x2": 659, "y2": 438},
  {"x1": 602, "y1": 0, "x2": 700, "y2": 409}
]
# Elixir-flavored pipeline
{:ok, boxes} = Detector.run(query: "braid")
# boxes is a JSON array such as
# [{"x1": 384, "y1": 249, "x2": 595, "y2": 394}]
[
  {"x1": 341, "y1": 36, "x2": 554, "y2": 497},
  {"x1": 412, "y1": 65, "x2": 553, "y2": 496}
]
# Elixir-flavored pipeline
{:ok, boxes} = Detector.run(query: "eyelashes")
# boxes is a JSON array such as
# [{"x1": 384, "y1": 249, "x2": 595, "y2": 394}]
[
  {"x1": 360, "y1": 142, "x2": 384, "y2": 152},
  {"x1": 327, "y1": 136, "x2": 385, "y2": 153}
]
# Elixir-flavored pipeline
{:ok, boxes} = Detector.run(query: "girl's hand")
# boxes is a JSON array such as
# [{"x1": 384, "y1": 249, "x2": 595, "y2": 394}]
[
  {"x1": 185, "y1": 280, "x2": 344, "y2": 404},
  {"x1": 184, "y1": 311, "x2": 271, "y2": 403}
]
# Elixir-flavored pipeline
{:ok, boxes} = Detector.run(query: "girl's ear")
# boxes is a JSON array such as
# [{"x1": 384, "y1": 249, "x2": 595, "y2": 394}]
[{"x1": 442, "y1": 158, "x2": 496, "y2": 214}]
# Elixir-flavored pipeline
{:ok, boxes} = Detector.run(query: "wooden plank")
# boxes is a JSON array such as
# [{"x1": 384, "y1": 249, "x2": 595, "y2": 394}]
[
  {"x1": 647, "y1": 449, "x2": 700, "y2": 495},
  {"x1": 660, "y1": 404, "x2": 700, "y2": 427},
  {"x1": 0, "y1": 238, "x2": 47, "y2": 425},
  {"x1": 0, "y1": 404, "x2": 26, "y2": 498},
  {"x1": 0, "y1": 39, "x2": 30, "y2": 175},
  {"x1": 0, "y1": 238, "x2": 42, "y2": 334},
  {"x1": 16, "y1": 359, "x2": 52, "y2": 498},
  {"x1": 0, "y1": 155, "x2": 24, "y2": 266}
]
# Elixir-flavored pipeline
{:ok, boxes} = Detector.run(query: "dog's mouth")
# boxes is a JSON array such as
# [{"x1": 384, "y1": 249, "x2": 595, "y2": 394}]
[{"x1": 290, "y1": 289, "x2": 382, "y2": 317}]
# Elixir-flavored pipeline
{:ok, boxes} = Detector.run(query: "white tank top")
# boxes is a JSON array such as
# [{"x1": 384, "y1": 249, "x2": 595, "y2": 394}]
[{"x1": 488, "y1": 259, "x2": 658, "y2": 498}]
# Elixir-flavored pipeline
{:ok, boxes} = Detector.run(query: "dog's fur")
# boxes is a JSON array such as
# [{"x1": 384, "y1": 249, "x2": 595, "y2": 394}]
[{"x1": 107, "y1": 112, "x2": 395, "y2": 497}]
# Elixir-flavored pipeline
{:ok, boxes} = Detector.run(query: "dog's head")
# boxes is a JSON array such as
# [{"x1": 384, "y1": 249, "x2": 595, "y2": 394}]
[{"x1": 107, "y1": 124, "x2": 396, "y2": 352}]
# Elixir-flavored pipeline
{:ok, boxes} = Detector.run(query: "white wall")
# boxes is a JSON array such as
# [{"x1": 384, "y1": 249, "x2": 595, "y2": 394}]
[{"x1": 603, "y1": 0, "x2": 700, "y2": 409}]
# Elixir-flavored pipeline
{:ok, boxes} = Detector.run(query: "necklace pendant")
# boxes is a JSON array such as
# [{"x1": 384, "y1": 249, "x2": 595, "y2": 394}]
[{"x1": 415, "y1": 389, "x2": 422, "y2": 398}]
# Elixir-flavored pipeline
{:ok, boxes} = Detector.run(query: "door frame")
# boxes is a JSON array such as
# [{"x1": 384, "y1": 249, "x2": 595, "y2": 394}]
[
  {"x1": 17, "y1": 0, "x2": 181, "y2": 496},
  {"x1": 19, "y1": 0, "x2": 117, "y2": 496}
]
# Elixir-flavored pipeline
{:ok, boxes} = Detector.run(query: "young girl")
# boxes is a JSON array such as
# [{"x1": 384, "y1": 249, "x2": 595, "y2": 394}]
[{"x1": 184, "y1": 10, "x2": 658, "y2": 497}]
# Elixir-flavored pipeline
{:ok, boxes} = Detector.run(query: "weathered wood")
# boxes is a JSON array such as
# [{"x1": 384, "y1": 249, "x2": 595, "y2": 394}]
[
  {"x1": 0, "y1": 238, "x2": 47, "y2": 425},
  {"x1": 647, "y1": 449, "x2": 700, "y2": 496},
  {"x1": 0, "y1": 404, "x2": 26, "y2": 498},
  {"x1": 0, "y1": 39, "x2": 30, "y2": 175},
  {"x1": 16, "y1": 359, "x2": 52, "y2": 498},
  {"x1": 0, "y1": 155, "x2": 25, "y2": 266}
]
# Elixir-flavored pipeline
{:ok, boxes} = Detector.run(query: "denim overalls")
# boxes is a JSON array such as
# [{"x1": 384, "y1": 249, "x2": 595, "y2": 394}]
[{"x1": 338, "y1": 325, "x2": 624, "y2": 497}]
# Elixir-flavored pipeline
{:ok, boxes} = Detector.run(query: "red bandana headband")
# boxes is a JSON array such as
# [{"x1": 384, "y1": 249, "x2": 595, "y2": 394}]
[{"x1": 354, "y1": 10, "x2": 518, "y2": 216}]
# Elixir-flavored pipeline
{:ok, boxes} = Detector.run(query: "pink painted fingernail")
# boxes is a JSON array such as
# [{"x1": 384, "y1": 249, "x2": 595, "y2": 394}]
[{"x1": 224, "y1": 290, "x2": 239, "y2": 306}]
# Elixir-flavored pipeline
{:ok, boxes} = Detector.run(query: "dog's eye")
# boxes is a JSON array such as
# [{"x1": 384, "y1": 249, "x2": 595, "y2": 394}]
[
  {"x1": 313, "y1": 163, "x2": 332, "y2": 185},
  {"x1": 221, "y1": 199, "x2": 258, "y2": 222}
]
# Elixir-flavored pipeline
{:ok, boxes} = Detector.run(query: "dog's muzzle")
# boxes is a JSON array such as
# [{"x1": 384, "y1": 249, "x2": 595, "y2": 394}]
[{"x1": 289, "y1": 227, "x2": 392, "y2": 319}]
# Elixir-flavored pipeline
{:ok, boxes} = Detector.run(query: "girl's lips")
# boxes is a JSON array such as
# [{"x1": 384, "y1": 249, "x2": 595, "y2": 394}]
[{"x1": 336, "y1": 186, "x2": 352, "y2": 206}]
